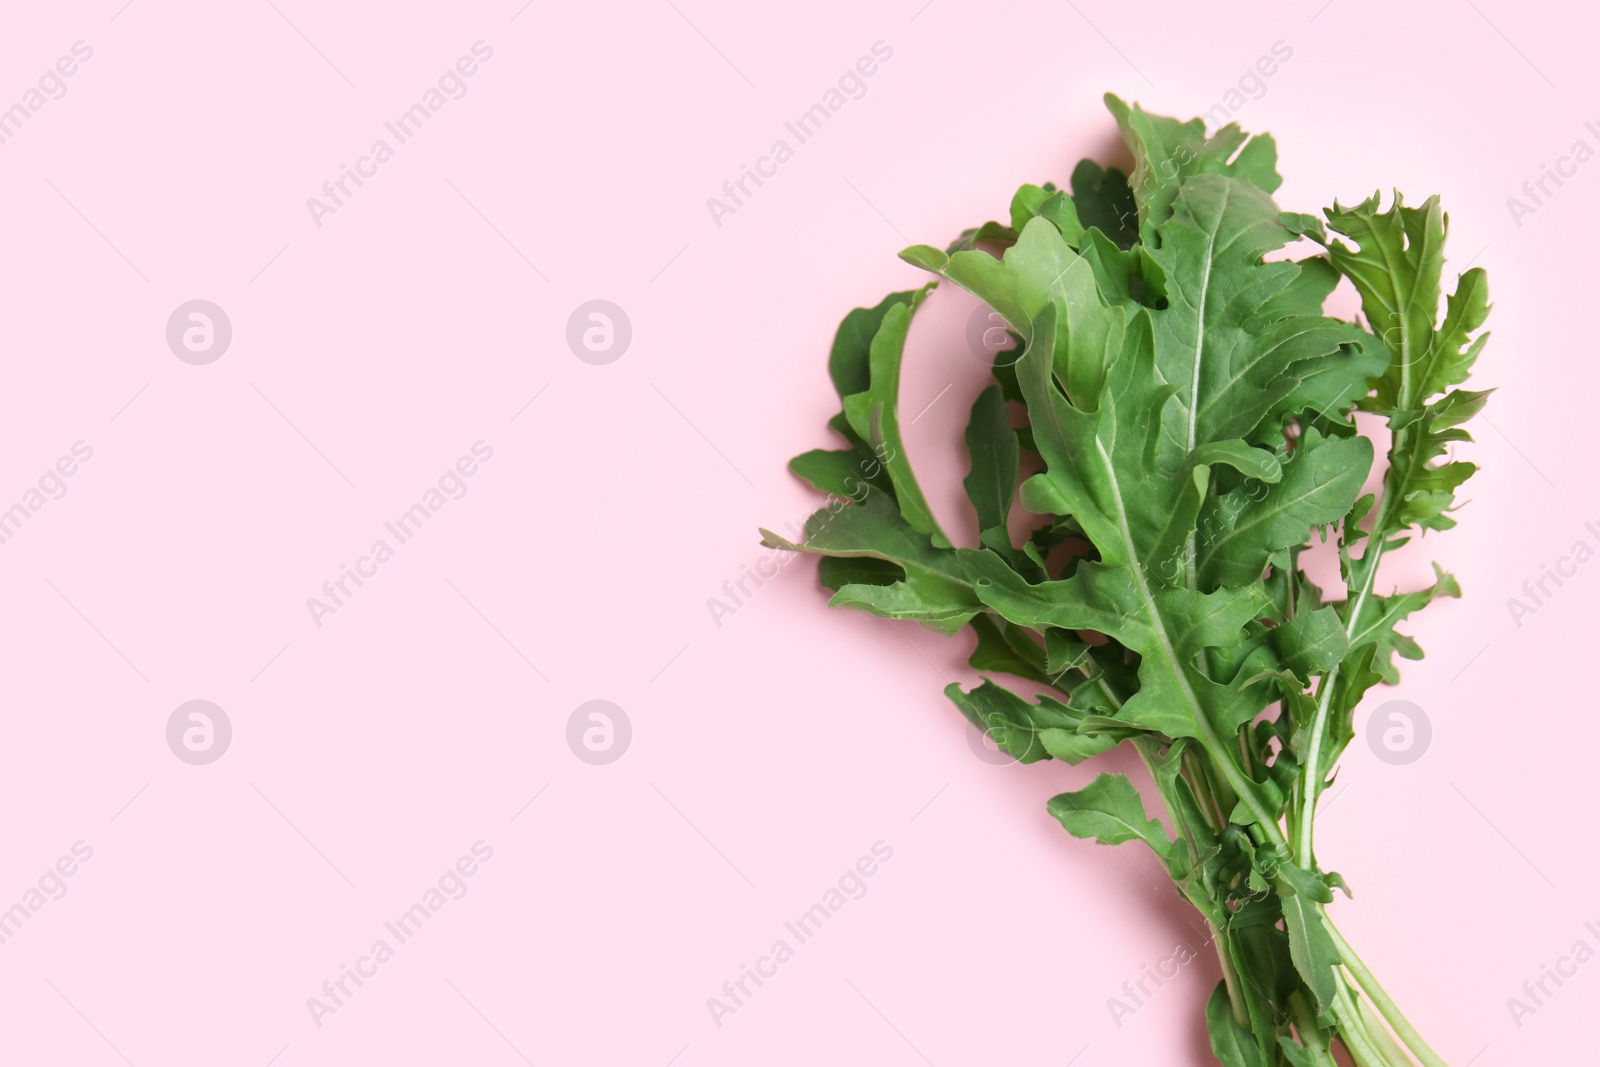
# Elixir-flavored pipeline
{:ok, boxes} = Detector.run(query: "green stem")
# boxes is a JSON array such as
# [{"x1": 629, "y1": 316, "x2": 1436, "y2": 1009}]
[
  {"x1": 1212, "y1": 927, "x2": 1248, "y2": 1029},
  {"x1": 1132, "y1": 737, "x2": 1249, "y2": 1028},
  {"x1": 1288, "y1": 990, "x2": 1335, "y2": 1065},
  {"x1": 1298, "y1": 296, "x2": 1425, "y2": 867},
  {"x1": 1193, "y1": 902, "x2": 1248, "y2": 1029},
  {"x1": 1285, "y1": 546, "x2": 1300, "y2": 622},
  {"x1": 1333, "y1": 981, "x2": 1401, "y2": 1067},
  {"x1": 1326, "y1": 921, "x2": 1450, "y2": 1067},
  {"x1": 1296, "y1": 512, "x2": 1390, "y2": 868},
  {"x1": 1358, "y1": 990, "x2": 1419, "y2": 1066},
  {"x1": 1183, "y1": 747, "x2": 1229, "y2": 834}
]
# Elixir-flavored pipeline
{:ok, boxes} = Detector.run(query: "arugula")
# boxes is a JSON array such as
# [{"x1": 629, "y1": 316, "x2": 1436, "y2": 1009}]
[{"x1": 767, "y1": 94, "x2": 1487, "y2": 1067}]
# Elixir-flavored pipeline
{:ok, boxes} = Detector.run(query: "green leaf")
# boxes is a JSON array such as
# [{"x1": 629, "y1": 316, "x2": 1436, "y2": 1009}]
[
  {"x1": 1069, "y1": 158, "x2": 1138, "y2": 248},
  {"x1": 1198, "y1": 430, "x2": 1374, "y2": 589},
  {"x1": 960, "y1": 300, "x2": 1292, "y2": 833},
  {"x1": 1003, "y1": 183, "x2": 1088, "y2": 247},
  {"x1": 1045, "y1": 626, "x2": 1094, "y2": 675},
  {"x1": 840, "y1": 286, "x2": 952, "y2": 548},
  {"x1": 960, "y1": 547, "x2": 1273, "y2": 742},
  {"x1": 966, "y1": 615, "x2": 1049, "y2": 684},
  {"x1": 1190, "y1": 440, "x2": 1284, "y2": 484},
  {"x1": 1278, "y1": 211, "x2": 1327, "y2": 243},
  {"x1": 795, "y1": 296, "x2": 928, "y2": 506},
  {"x1": 1047, "y1": 773, "x2": 1178, "y2": 869},
  {"x1": 1011, "y1": 299, "x2": 1180, "y2": 577},
  {"x1": 1384, "y1": 388, "x2": 1491, "y2": 533},
  {"x1": 1276, "y1": 1037, "x2": 1317, "y2": 1067},
  {"x1": 1147, "y1": 175, "x2": 1377, "y2": 455},
  {"x1": 788, "y1": 446, "x2": 884, "y2": 500},
  {"x1": 1075, "y1": 225, "x2": 1139, "y2": 301},
  {"x1": 1228, "y1": 775, "x2": 1285, "y2": 825},
  {"x1": 1040, "y1": 725, "x2": 1124, "y2": 764},
  {"x1": 1424, "y1": 267, "x2": 1491, "y2": 397},
  {"x1": 1037, "y1": 191, "x2": 1086, "y2": 246},
  {"x1": 830, "y1": 291, "x2": 916, "y2": 400},
  {"x1": 945, "y1": 220, "x2": 1018, "y2": 255},
  {"x1": 947, "y1": 679, "x2": 1123, "y2": 764},
  {"x1": 923, "y1": 218, "x2": 1126, "y2": 413},
  {"x1": 1227, "y1": 911, "x2": 1301, "y2": 1058},
  {"x1": 1148, "y1": 737, "x2": 1213, "y2": 870},
  {"x1": 1272, "y1": 856, "x2": 1335, "y2": 904},
  {"x1": 963, "y1": 385, "x2": 1019, "y2": 537},
  {"x1": 1266, "y1": 340, "x2": 1389, "y2": 441},
  {"x1": 760, "y1": 492, "x2": 978, "y2": 635},
  {"x1": 1271, "y1": 607, "x2": 1350, "y2": 682},
  {"x1": 1324, "y1": 192, "x2": 1445, "y2": 410},
  {"x1": 761, "y1": 492, "x2": 949, "y2": 573},
  {"x1": 1008, "y1": 183, "x2": 1053, "y2": 232},
  {"x1": 1280, "y1": 894, "x2": 1341, "y2": 1015},
  {"x1": 829, "y1": 582, "x2": 979, "y2": 636},
  {"x1": 1259, "y1": 255, "x2": 1339, "y2": 319},
  {"x1": 1206, "y1": 982, "x2": 1268, "y2": 1067},
  {"x1": 938, "y1": 216, "x2": 1085, "y2": 340},
  {"x1": 1332, "y1": 563, "x2": 1461, "y2": 715},
  {"x1": 817, "y1": 555, "x2": 904, "y2": 592},
  {"x1": 1104, "y1": 93, "x2": 1281, "y2": 239},
  {"x1": 898, "y1": 244, "x2": 949, "y2": 273}
]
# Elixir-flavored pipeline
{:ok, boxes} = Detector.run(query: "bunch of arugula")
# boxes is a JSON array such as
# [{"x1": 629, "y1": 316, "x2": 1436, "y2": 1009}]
[{"x1": 762, "y1": 94, "x2": 1489, "y2": 1066}]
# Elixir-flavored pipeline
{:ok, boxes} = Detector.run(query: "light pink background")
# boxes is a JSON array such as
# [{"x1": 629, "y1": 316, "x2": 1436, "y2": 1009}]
[{"x1": 0, "y1": 1, "x2": 1592, "y2": 1064}]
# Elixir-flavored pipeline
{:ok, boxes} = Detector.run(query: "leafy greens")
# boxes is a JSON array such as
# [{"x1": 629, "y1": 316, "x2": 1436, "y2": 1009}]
[{"x1": 764, "y1": 94, "x2": 1488, "y2": 1067}]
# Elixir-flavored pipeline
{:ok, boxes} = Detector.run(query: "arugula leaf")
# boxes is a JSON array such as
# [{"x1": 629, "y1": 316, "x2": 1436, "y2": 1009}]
[
  {"x1": 1207, "y1": 982, "x2": 1269, "y2": 1067},
  {"x1": 1292, "y1": 191, "x2": 1491, "y2": 893},
  {"x1": 1047, "y1": 772, "x2": 1180, "y2": 872},
  {"x1": 1197, "y1": 430, "x2": 1374, "y2": 590},
  {"x1": 759, "y1": 493, "x2": 979, "y2": 635},
  {"x1": 1270, "y1": 607, "x2": 1350, "y2": 683},
  {"x1": 1145, "y1": 175, "x2": 1375, "y2": 460},
  {"x1": 1007, "y1": 182, "x2": 1087, "y2": 247},
  {"x1": 1104, "y1": 93, "x2": 1281, "y2": 238},
  {"x1": 1281, "y1": 892, "x2": 1342, "y2": 1016},
  {"x1": 817, "y1": 554, "x2": 904, "y2": 592},
  {"x1": 790, "y1": 291, "x2": 925, "y2": 501},
  {"x1": 948, "y1": 679, "x2": 1125, "y2": 765},
  {"x1": 1069, "y1": 158, "x2": 1138, "y2": 248},
  {"x1": 966, "y1": 614, "x2": 1051, "y2": 684},
  {"x1": 962, "y1": 385, "x2": 1019, "y2": 540},
  {"x1": 841, "y1": 285, "x2": 951, "y2": 548}
]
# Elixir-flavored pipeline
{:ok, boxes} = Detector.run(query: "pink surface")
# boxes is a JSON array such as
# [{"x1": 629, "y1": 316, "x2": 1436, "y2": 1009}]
[{"x1": 0, "y1": 1, "x2": 1591, "y2": 1064}]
